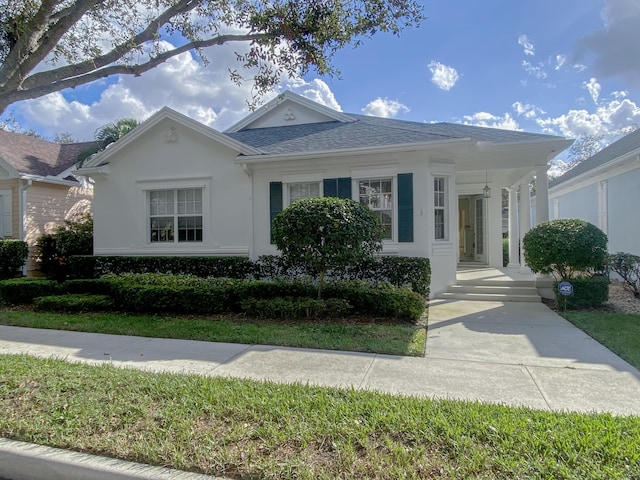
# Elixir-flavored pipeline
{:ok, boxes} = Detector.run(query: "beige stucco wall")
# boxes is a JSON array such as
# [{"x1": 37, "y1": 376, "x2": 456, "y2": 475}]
[{"x1": 24, "y1": 181, "x2": 93, "y2": 274}]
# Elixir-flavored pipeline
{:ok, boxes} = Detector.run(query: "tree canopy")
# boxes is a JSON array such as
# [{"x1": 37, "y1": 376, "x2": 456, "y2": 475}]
[
  {"x1": 0, "y1": 0, "x2": 424, "y2": 115},
  {"x1": 272, "y1": 197, "x2": 384, "y2": 298}
]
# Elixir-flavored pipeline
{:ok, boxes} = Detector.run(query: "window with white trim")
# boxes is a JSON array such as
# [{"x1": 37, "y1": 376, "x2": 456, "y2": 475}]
[
  {"x1": 287, "y1": 182, "x2": 320, "y2": 205},
  {"x1": 434, "y1": 177, "x2": 447, "y2": 240},
  {"x1": 149, "y1": 188, "x2": 203, "y2": 243},
  {"x1": 359, "y1": 178, "x2": 393, "y2": 239}
]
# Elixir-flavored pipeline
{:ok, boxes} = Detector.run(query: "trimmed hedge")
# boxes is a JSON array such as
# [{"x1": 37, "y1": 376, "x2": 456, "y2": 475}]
[
  {"x1": 92, "y1": 256, "x2": 256, "y2": 279},
  {"x1": 0, "y1": 278, "x2": 63, "y2": 304},
  {"x1": 553, "y1": 276, "x2": 610, "y2": 310},
  {"x1": 33, "y1": 294, "x2": 114, "y2": 312},
  {"x1": 67, "y1": 255, "x2": 431, "y2": 297},
  {"x1": 0, "y1": 278, "x2": 109, "y2": 304},
  {"x1": 240, "y1": 297, "x2": 351, "y2": 319},
  {"x1": 98, "y1": 274, "x2": 425, "y2": 320}
]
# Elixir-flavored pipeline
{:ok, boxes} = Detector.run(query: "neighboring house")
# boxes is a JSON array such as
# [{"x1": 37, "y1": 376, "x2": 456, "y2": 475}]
[
  {"x1": 549, "y1": 128, "x2": 640, "y2": 256},
  {"x1": 0, "y1": 130, "x2": 93, "y2": 273},
  {"x1": 75, "y1": 92, "x2": 571, "y2": 297}
]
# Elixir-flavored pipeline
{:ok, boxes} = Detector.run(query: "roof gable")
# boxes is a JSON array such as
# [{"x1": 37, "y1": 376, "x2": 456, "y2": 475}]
[
  {"x1": 225, "y1": 91, "x2": 354, "y2": 133},
  {"x1": 81, "y1": 107, "x2": 261, "y2": 169}
]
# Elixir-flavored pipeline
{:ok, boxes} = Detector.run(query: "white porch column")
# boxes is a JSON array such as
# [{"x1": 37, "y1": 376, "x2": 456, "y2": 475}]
[
  {"x1": 518, "y1": 177, "x2": 532, "y2": 269},
  {"x1": 535, "y1": 165, "x2": 549, "y2": 226},
  {"x1": 507, "y1": 186, "x2": 520, "y2": 268}
]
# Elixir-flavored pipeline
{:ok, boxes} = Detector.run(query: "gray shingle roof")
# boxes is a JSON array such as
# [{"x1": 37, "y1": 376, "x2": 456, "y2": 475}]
[
  {"x1": 0, "y1": 130, "x2": 94, "y2": 177},
  {"x1": 550, "y1": 129, "x2": 640, "y2": 188},
  {"x1": 225, "y1": 114, "x2": 564, "y2": 155}
]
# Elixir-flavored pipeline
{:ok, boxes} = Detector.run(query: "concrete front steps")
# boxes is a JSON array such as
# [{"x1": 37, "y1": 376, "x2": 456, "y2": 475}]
[{"x1": 435, "y1": 279, "x2": 542, "y2": 302}]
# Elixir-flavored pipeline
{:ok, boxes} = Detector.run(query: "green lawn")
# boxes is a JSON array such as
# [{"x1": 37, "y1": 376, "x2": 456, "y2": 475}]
[
  {"x1": 562, "y1": 311, "x2": 640, "y2": 370},
  {"x1": 1, "y1": 354, "x2": 638, "y2": 480},
  {"x1": 0, "y1": 308, "x2": 426, "y2": 357}
]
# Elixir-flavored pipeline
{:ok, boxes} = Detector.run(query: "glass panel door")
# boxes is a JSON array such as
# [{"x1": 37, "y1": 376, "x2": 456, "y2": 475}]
[{"x1": 475, "y1": 197, "x2": 486, "y2": 262}]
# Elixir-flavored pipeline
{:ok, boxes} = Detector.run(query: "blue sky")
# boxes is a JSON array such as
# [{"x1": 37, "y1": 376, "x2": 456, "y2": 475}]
[{"x1": 3, "y1": 0, "x2": 640, "y2": 163}]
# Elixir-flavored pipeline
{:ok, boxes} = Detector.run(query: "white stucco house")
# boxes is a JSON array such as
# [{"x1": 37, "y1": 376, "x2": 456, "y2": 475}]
[
  {"x1": 75, "y1": 92, "x2": 572, "y2": 297},
  {"x1": 549, "y1": 128, "x2": 640, "y2": 256}
]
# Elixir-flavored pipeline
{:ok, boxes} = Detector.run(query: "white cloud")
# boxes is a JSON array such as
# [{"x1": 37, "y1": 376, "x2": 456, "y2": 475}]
[
  {"x1": 9, "y1": 40, "x2": 341, "y2": 140},
  {"x1": 518, "y1": 34, "x2": 535, "y2": 56},
  {"x1": 461, "y1": 112, "x2": 521, "y2": 131},
  {"x1": 536, "y1": 94, "x2": 640, "y2": 140},
  {"x1": 575, "y1": 0, "x2": 640, "y2": 88},
  {"x1": 554, "y1": 54, "x2": 567, "y2": 71},
  {"x1": 522, "y1": 61, "x2": 547, "y2": 80},
  {"x1": 584, "y1": 78, "x2": 601, "y2": 104},
  {"x1": 512, "y1": 101, "x2": 546, "y2": 119},
  {"x1": 361, "y1": 98, "x2": 410, "y2": 118},
  {"x1": 428, "y1": 61, "x2": 460, "y2": 91},
  {"x1": 281, "y1": 78, "x2": 342, "y2": 111}
]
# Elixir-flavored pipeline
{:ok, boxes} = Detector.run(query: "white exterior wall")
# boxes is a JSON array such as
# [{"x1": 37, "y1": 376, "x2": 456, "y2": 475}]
[
  {"x1": 607, "y1": 168, "x2": 640, "y2": 255},
  {"x1": 93, "y1": 119, "x2": 252, "y2": 256},
  {"x1": 550, "y1": 163, "x2": 640, "y2": 257}
]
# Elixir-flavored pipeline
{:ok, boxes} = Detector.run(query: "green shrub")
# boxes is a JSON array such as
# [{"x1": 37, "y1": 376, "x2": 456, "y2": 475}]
[
  {"x1": 0, "y1": 278, "x2": 62, "y2": 304},
  {"x1": 0, "y1": 239, "x2": 29, "y2": 279},
  {"x1": 608, "y1": 252, "x2": 640, "y2": 298},
  {"x1": 35, "y1": 215, "x2": 93, "y2": 280},
  {"x1": 256, "y1": 255, "x2": 431, "y2": 297},
  {"x1": 33, "y1": 294, "x2": 114, "y2": 312},
  {"x1": 502, "y1": 238, "x2": 509, "y2": 267},
  {"x1": 101, "y1": 274, "x2": 239, "y2": 314},
  {"x1": 523, "y1": 219, "x2": 608, "y2": 280},
  {"x1": 91, "y1": 256, "x2": 256, "y2": 279},
  {"x1": 553, "y1": 276, "x2": 609, "y2": 309},
  {"x1": 323, "y1": 281, "x2": 425, "y2": 321},
  {"x1": 240, "y1": 297, "x2": 351, "y2": 319},
  {"x1": 272, "y1": 197, "x2": 384, "y2": 298},
  {"x1": 62, "y1": 278, "x2": 111, "y2": 295},
  {"x1": 66, "y1": 255, "x2": 98, "y2": 279}
]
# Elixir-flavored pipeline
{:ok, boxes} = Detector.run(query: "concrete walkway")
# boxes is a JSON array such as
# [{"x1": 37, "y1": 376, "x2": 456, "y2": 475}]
[{"x1": 1, "y1": 300, "x2": 638, "y2": 416}]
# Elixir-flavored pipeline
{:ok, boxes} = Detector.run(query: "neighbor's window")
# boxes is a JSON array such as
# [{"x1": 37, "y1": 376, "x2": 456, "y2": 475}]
[
  {"x1": 434, "y1": 177, "x2": 446, "y2": 240},
  {"x1": 149, "y1": 188, "x2": 203, "y2": 243},
  {"x1": 359, "y1": 178, "x2": 393, "y2": 239},
  {"x1": 287, "y1": 182, "x2": 320, "y2": 205}
]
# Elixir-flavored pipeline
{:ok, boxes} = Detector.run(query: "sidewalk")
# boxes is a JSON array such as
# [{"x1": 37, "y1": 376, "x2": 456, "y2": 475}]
[{"x1": 1, "y1": 299, "x2": 639, "y2": 415}]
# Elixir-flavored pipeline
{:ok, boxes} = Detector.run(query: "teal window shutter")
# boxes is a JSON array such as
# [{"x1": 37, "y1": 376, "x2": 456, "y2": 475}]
[
  {"x1": 269, "y1": 182, "x2": 283, "y2": 244},
  {"x1": 337, "y1": 177, "x2": 352, "y2": 198},
  {"x1": 323, "y1": 178, "x2": 337, "y2": 197},
  {"x1": 324, "y1": 178, "x2": 352, "y2": 198},
  {"x1": 398, "y1": 173, "x2": 414, "y2": 242}
]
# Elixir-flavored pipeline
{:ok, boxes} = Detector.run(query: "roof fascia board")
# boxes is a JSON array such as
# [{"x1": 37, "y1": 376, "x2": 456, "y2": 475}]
[
  {"x1": 550, "y1": 151, "x2": 640, "y2": 192},
  {"x1": 235, "y1": 137, "x2": 473, "y2": 165},
  {"x1": 19, "y1": 174, "x2": 80, "y2": 187},
  {"x1": 225, "y1": 91, "x2": 355, "y2": 133},
  {"x1": 82, "y1": 107, "x2": 261, "y2": 168}
]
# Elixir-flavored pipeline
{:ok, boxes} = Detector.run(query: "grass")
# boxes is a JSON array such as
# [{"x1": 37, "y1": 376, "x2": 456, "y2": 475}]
[
  {"x1": 0, "y1": 308, "x2": 426, "y2": 357},
  {"x1": 1, "y1": 354, "x2": 638, "y2": 479},
  {"x1": 562, "y1": 311, "x2": 640, "y2": 370}
]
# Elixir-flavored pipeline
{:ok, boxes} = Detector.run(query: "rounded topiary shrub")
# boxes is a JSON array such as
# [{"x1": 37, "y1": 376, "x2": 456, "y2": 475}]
[{"x1": 523, "y1": 219, "x2": 607, "y2": 280}]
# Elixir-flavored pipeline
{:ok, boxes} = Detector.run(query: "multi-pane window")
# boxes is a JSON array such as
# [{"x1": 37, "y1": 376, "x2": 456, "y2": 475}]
[
  {"x1": 149, "y1": 188, "x2": 202, "y2": 243},
  {"x1": 434, "y1": 177, "x2": 446, "y2": 240},
  {"x1": 359, "y1": 178, "x2": 393, "y2": 239},
  {"x1": 288, "y1": 182, "x2": 320, "y2": 204}
]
